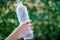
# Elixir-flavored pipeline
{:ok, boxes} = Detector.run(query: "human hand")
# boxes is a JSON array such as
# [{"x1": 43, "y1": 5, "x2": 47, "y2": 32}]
[
  {"x1": 5, "y1": 20, "x2": 33, "y2": 40},
  {"x1": 17, "y1": 20, "x2": 33, "y2": 38}
]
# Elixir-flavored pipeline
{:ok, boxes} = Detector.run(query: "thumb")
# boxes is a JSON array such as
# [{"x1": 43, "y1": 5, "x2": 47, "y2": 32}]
[{"x1": 22, "y1": 20, "x2": 32, "y2": 26}]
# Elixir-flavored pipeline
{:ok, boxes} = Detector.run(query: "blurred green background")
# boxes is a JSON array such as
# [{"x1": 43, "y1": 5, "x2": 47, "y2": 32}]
[{"x1": 0, "y1": 0, "x2": 60, "y2": 40}]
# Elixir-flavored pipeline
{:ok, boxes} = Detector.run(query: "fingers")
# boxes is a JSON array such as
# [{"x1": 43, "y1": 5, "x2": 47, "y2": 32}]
[
  {"x1": 26, "y1": 23, "x2": 34, "y2": 32},
  {"x1": 27, "y1": 23, "x2": 33, "y2": 29}
]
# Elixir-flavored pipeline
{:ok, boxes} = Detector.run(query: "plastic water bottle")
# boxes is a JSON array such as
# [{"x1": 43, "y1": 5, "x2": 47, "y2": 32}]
[{"x1": 16, "y1": 1, "x2": 34, "y2": 40}]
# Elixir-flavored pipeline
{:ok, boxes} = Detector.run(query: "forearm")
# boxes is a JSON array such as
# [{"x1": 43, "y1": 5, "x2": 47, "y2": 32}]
[
  {"x1": 5, "y1": 25, "x2": 22, "y2": 40},
  {"x1": 5, "y1": 24, "x2": 28, "y2": 40},
  {"x1": 5, "y1": 31, "x2": 19, "y2": 40}
]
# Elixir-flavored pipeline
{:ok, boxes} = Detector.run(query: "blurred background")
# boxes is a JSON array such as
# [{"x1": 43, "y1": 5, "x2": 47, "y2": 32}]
[{"x1": 0, "y1": 0, "x2": 60, "y2": 40}]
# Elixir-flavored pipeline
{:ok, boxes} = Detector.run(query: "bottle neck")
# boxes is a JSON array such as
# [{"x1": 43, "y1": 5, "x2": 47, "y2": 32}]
[{"x1": 17, "y1": 1, "x2": 23, "y2": 6}]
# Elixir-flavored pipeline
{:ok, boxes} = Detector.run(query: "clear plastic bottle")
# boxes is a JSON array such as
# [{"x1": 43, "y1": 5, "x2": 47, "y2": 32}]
[{"x1": 16, "y1": 1, "x2": 34, "y2": 40}]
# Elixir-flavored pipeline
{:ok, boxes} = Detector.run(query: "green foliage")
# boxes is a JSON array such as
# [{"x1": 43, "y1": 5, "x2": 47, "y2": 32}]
[{"x1": 0, "y1": 0, "x2": 60, "y2": 40}]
